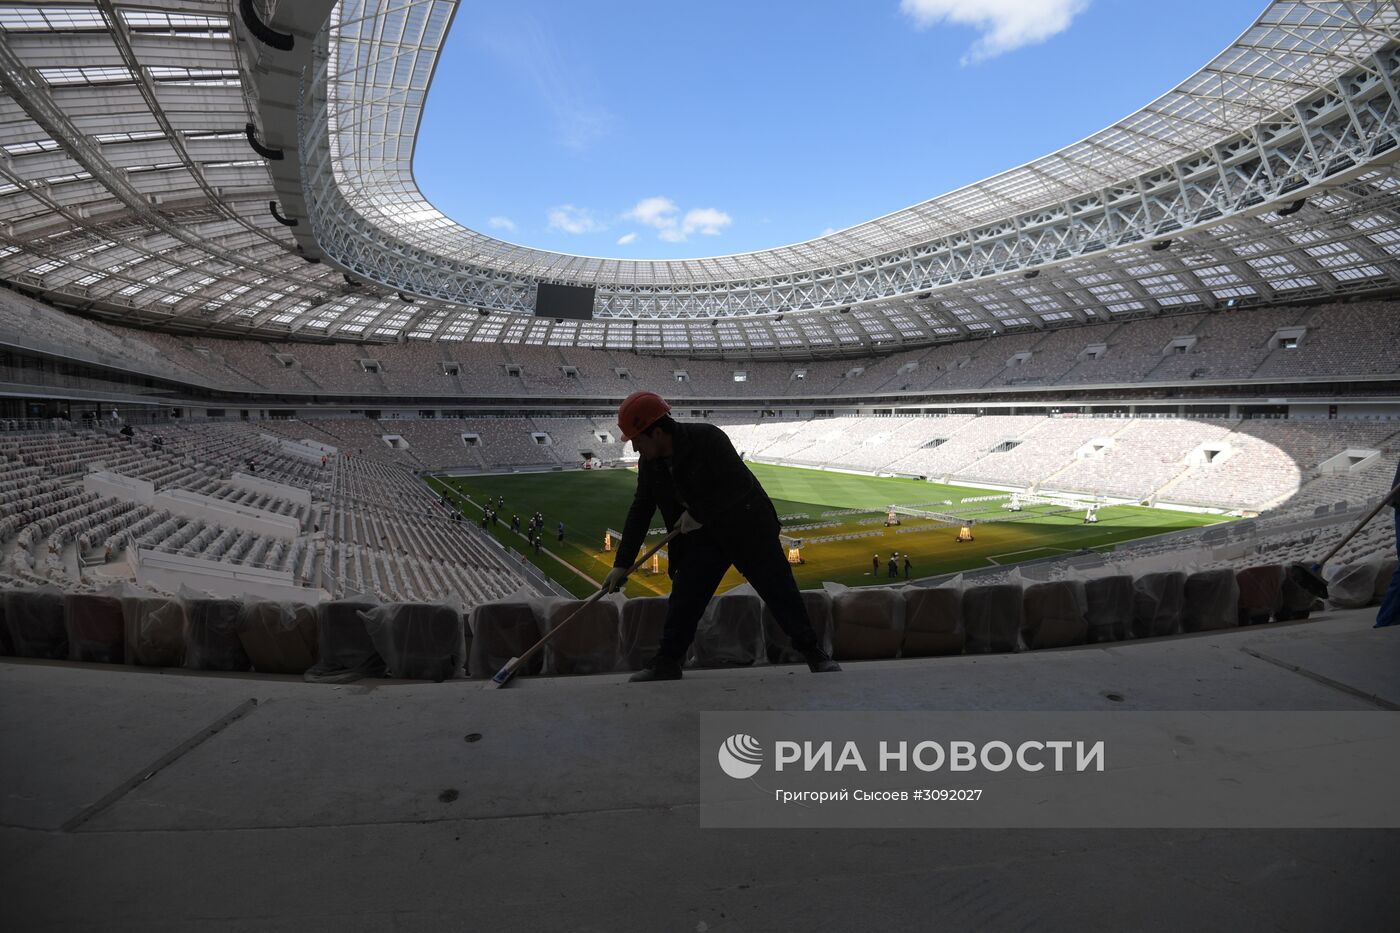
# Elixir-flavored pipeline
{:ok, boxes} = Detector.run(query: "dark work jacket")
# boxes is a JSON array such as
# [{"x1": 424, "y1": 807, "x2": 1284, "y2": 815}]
[
  {"x1": 1392, "y1": 457, "x2": 1400, "y2": 511},
  {"x1": 613, "y1": 421, "x2": 778, "y2": 573}
]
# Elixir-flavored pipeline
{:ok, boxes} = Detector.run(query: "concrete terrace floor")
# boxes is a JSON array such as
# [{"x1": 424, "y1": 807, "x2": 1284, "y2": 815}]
[{"x1": 2, "y1": 610, "x2": 1398, "y2": 932}]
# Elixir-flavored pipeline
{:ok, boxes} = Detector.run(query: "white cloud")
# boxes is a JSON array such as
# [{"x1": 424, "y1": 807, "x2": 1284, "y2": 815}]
[
  {"x1": 616, "y1": 232, "x2": 638, "y2": 245},
  {"x1": 821, "y1": 227, "x2": 839, "y2": 236},
  {"x1": 487, "y1": 216, "x2": 517, "y2": 232},
  {"x1": 624, "y1": 196, "x2": 680, "y2": 230},
  {"x1": 682, "y1": 208, "x2": 732, "y2": 236},
  {"x1": 624, "y1": 197, "x2": 732, "y2": 243},
  {"x1": 546, "y1": 204, "x2": 606, "y2": 235},
  {"x1": 899, "y1": 0, "x2": 1090, "y2": 64}
]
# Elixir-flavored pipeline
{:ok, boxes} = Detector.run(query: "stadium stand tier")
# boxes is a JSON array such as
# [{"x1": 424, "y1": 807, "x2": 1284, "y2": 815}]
[
  {"x1": 0, "y1": 413, "x2": 1394, "y2": 659},
  {"x1": 4, "y1": 282, "x2": 1398, "y2": 651},
  {"x1": 3, "y1": 290, "x2": 1400, "y2": 402},
  {"x1": 0, "y1": 421, "x2": 530, "y2": 609}
]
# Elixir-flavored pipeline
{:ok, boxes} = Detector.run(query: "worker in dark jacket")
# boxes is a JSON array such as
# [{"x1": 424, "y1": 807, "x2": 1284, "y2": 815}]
[
  {"x1": 604, "y1": 391, "x2": 839, "y2": 681},
  {"x1": 1376, "y1": 456, "x2": 1400, "y2": 628}
]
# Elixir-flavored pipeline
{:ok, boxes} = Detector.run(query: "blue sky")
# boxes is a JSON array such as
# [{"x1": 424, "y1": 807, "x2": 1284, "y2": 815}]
[{"x1": 414, "y1": 0, "x2": 1268, "y2": 259}]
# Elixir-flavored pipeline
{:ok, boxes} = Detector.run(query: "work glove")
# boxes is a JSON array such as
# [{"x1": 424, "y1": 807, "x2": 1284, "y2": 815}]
[
  {"x1": 677, "y1": 511, "x2": 703, "y2": 535},
  {"x1": 602, "y1": 567, "x2": 629, "y2": 594}
]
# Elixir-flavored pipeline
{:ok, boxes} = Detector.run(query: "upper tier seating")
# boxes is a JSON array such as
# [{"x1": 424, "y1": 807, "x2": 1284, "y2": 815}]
[{"x1": 3, "y1": 289, "x2": 1397, "y2": 399}]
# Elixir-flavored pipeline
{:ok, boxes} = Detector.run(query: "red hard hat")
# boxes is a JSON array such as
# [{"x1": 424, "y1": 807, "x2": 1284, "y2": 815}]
[{"x1": 618, "y1": 391, "x2": 671, "y2": 441}]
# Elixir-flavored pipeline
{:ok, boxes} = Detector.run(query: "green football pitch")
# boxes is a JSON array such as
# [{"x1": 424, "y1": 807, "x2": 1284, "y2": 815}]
[{"x1": 425, "y1": 463, "x2": 1227, "y2": 599}]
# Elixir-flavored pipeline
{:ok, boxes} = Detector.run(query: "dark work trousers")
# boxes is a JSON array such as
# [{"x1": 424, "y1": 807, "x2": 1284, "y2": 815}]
[
  {"x1": 658, "y1": 526, "x2": 818, "y2": 661},
  {"x1": 1377, "y1": 511, "x2": 1399, "y2": 628}
]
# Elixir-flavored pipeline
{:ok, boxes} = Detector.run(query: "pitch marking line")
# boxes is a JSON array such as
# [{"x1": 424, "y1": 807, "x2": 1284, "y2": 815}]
[{"x1": 985, "y1": 546, "x2": 1074, "y2": 566}]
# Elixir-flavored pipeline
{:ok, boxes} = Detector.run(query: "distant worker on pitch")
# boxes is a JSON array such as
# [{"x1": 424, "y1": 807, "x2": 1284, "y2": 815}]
[{"x1": 604, "y1": 391, "x2": 840, "y2": 681}]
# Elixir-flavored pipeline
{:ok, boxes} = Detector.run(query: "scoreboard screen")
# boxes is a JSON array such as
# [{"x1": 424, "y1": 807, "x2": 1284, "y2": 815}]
[{"x1": 535, "y1": 282, "x2": 595, "y2": 321}]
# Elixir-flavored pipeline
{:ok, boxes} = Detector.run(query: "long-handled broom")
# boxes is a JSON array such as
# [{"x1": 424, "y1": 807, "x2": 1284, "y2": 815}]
[
  {"x1": 490, "y1": 529, "x2": 680, "y2": 688},
  {"x1": 1287, "y1": 478, "x2": 1400, "y2": 600}
]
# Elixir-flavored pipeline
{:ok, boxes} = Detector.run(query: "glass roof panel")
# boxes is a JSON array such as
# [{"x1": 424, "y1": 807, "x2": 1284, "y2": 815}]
[
  {"x1": 0, "y1": 8, "x2": 105, "y2": 31},
  {"x1": 0, "y1": 0, "x2": 1394, "y2": 353},
  {"x1": 308, "y1": 1, "x2": 1400, "y2": 294}
]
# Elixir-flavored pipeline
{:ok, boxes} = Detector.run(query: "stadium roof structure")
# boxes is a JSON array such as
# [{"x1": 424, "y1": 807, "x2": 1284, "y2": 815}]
[{"x1": 0, "y1": 1, "x2": 1398, "y2": 357}]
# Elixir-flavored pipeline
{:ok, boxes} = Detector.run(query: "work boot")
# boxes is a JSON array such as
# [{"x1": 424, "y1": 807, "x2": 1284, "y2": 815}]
[
  {"x1": 629, "y1": 655, "x2": 683, "y2": 682},
  {"x1": 801, "y1": 646, "x2": 841, "y2": 673}
]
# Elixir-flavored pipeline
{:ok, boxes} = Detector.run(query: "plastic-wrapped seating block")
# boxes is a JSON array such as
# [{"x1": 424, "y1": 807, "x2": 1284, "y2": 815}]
[
  {"x1": 619, "y1": 596, "x2": 668, "y2": 671},
  {"x1": 307, "y1": 599, "x2": 385, "y2": 682},
  {"x1": 1131, "y1": 572, "x2": 1185, "y2": 639},
  {"x1": 763, "y1": 589, "x2": 833, "y2": 664},
  {"x1": 1325, "y1": 562, "x2": 1379, "y2": 610},
  {"x1": 239, "y1": 601, "x2": 318, "y2": 674},
  {"x1": 1021, "y1": 581, "x2": 1088, "y2": 649},
  {"x1": 1181, "y1": 568, "x2": 1240, "y2": 632},
  {"x1": 830, "y1": 587, "x2": 904, "y2": 660},
  {"x1": 1372, "y1": 558, "x2": 1397, "y2": 602},
  {"x1": 963, "y1": 584, "x2": 1022, "y2": 654},
  {"x1": 4, "y1": 589, "x2": 67, "y2": 659},
  {"x1": 1235, "y1": 565, "x2": 1284, "y2": 626},
  {"x1": 1083, "y1": 575, "x2": 1134, "y2": 643},
  {"x1": 64, "y1": 593, "x2": 125, "y2": 663},
  {"x1": 902, "y1": 586, "x2": 963, "y2": 657},
  {"x1": 691, "y1": 591, "x2": 764, "y2": 667},
  {"x1": 362, "y1": 602, "x2": 465, "y2": 682},
  {"x1": 468, "y1": 599, "x2": 543, "y2": 679},
  {"x1": 543, "y1": 599, "x2": 620, "y2": 676},
  {"x1": 185, "y1": 598, "x2": 250, "y2": 671},
  {"x1": 122, "y1": 596, "x2": 185, "y2": 667}
]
